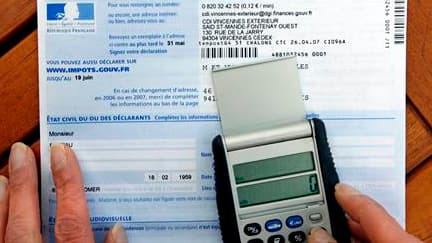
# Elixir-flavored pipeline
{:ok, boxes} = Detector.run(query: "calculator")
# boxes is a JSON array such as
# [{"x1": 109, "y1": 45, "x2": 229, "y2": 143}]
[{"x1": 211, "y1": 57, "x2": 350, "y2": 243}]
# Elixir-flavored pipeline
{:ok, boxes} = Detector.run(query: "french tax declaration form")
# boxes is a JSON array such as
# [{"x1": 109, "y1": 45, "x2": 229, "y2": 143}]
[{"x1": 38, "y1": 1, "x2": 407, "y2": 242}]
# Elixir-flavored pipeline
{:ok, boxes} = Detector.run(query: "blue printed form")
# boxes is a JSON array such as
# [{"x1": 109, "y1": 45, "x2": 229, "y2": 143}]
[{"x1": 37, "y1": 1, "x2": 407, "y2": 242}]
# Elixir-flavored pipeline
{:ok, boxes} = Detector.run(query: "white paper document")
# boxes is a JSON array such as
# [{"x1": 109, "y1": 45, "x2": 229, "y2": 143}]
[{"x1": 38, "y1": 1, "x2": 407, "y2": 242}]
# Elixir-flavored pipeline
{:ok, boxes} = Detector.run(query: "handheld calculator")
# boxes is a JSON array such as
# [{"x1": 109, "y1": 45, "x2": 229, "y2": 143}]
[{"x1": 211, "y1": 58, "x2": 350, "y2": 243}]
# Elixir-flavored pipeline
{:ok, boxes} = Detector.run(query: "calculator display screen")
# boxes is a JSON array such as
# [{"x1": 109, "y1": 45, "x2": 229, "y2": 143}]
[
  {"x1": 237, "y1": 174, "x2": 319, "y2": 208},
  {"x1": 233, "y1": 152, "x2": 315, "y2": 184}
]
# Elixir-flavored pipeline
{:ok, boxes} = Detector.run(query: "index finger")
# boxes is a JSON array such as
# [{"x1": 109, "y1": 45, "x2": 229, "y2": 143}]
[
  {"x1": 335, "y1": 183, "x2": 421, "y2": 243},
  {"x1": 50, "y1": 144, "x2": 94, "y2": 243},
  {"x1": 6, "y1": 143, "x2": 42, "y2": 243}
]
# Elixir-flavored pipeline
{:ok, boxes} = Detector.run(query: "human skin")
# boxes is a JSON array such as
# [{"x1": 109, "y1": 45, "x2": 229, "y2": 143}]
[
  {"x1": 307, "y1": 184, "x2": 423, "y2": 243},
  {"x1": 0, "y1": 142, "x2": 422, "y2": 243},
  {"x1": 1, "y1": 142, "x2": 127, "y2": 243}
]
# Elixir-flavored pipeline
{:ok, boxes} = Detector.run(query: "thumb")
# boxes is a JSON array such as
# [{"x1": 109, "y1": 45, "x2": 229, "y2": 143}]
[
  {"x1": 105, "y1": 223, "x2": 128, "y2": 243},
  {"x1": 308, "y1": 227, "x2": 337, "y2": 243}
]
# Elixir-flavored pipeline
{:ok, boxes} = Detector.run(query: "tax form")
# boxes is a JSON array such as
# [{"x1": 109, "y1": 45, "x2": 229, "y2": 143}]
[{"x1": 37, "y1": 0, "x2": 407, "y2": 242}]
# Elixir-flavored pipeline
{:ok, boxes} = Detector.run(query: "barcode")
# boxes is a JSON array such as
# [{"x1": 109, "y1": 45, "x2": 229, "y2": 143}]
[
  {"x1": 201, "y1": 47, "x2": 258, "y2": 59},
  {"x1": 394, "y1": 0, "x2": 406, "y2": 44}
]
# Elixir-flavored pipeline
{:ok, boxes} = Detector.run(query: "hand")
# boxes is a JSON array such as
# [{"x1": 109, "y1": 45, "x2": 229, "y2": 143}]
[
  {"x1": 307, "y1": 183, "x2": 422, "y2": 243},
  {"x1": 1, "y1": 142, "x2": 127, "y2": 243}
]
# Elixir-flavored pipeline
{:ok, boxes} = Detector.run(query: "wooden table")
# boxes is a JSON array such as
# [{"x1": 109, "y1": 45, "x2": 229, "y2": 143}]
[{"x1": 0, "y1": 0, "x2": 431, "y2": 241}]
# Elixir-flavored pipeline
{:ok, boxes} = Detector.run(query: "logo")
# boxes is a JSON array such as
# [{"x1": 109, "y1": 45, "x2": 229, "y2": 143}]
[
  {"x1": 47, "y1": 3, "x2": 94, "y2": 21},
  {"x1": 45, "y1": 2, "x2": 96, "y2": 34}
]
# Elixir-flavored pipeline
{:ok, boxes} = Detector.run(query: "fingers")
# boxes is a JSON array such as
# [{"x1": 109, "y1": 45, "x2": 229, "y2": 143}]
[
  {"x1": 0, "y1": 176, "x2": 9, "y2": 243},
  {"x1": 6, "y1": 142, "x2": 42, "y2": 243},
  {"x1": 335, "y1": 183, "x2": 421, "y2": 243},
  {"x1": 346, "y1": 219, "x2": 368, "y2": 242},
  {"x1": 308, "y1": 227, "x2": 337, "y2": 243},
  {"x1": 105, "y1": 223, "x2": 128, "y2": 243},
  {"x1": 51, "y1": 143, "x2": 94, "y2": 243},
  {"x1": 348, "y1": 219, "x2": 367, "y2": 241}
]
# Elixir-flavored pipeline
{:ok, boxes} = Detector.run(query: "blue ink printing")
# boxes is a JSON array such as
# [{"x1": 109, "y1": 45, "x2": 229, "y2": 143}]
[{"x1": 47, "y1": 3, "x2": 94, "y2": 21}]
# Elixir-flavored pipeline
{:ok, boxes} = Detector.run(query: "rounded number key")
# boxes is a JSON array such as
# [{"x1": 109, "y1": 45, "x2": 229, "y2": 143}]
[
  {"x1": 244, "y1": 223, "x2": 261, "y2": 236},
  {"x1": 268, "y1": 235, "x2": 285, "y2": 243},
  {"x1": 288, "y1": 231, "x2": 306, "y2": 243},
  {"x1": 248, "y1": 239, "x2": 264, "y2": 243}
]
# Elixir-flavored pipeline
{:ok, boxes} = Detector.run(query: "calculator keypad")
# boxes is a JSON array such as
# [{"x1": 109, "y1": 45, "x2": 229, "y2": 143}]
[
  {"x1": 308, "y1": 213, "x2": 323, "y2": 222},
  {"x1": 244, "y1": 223, "x2": 262, "y2": 236},
  {"x1": 268, "y1": 235, "x2": 285, "y2": 243},
  {"x1": 248, "y1": 239, "x2": 264, "y2": 243},
  {"x1": 288, "y1": 231, "x2": 306, "y2": 243},
  {"x1": 286, "y1": 215, "x2": 303, "y2": 228},
  {"x1": 239, "y1": 205, "x2": 331, "y2": 243},
  {"x1": 265, "y1": 219, "x2": 283, "y2": 232}
]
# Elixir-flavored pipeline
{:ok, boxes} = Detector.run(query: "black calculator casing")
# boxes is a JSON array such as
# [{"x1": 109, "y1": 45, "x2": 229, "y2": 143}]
[{"x1": 212, "y1": 118, "x2": 350, "y2": 243}]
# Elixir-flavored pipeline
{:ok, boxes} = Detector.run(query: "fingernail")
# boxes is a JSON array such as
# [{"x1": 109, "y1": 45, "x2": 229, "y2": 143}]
[
  {"x1": 51, "y1": 143, "x2": 67, "y2": 172},
  {"x1": 309, "y1": 227, "x2": 336, "y2": 243},
  {"x1": 111, "y1": 223, "x2": 127, "y2": 243},
  {"x1": 335, "y1": 183, "x2": 361, "y2": 196},
  {"x1": 0, "y1": 176, "x2": 8, "y2": 201},
  {"x1": 9, "y1": 142, "x2": 28, "y2": 173}
]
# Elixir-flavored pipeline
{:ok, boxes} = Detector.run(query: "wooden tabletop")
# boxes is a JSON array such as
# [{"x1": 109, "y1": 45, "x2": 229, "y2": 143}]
[{"x1": 1, "y1": 0, "x2": 431, "y2": 241}]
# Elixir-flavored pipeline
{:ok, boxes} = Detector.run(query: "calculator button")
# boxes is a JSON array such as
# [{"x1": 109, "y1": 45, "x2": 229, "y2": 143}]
[
  {"x1": 268, "y1": 234, "x2": 285, "y2": 243},
  {"x1": 265, "y1": 219, "x2": 283, "y2": 232},
  {"x1": 309, "y1": 213, "x2": 323, "y2": 222},
  {"x1": 248, "y1": 239, "x2": 264, "y2": 243},
  {"x1": 288, "y1": 231, "x2": 306, "y2": 243},
  {"x1": 286, "y1": 215, "x2": 303, "y2": 228},
  {"x1": 244, "y1": 223, "x2": 262, "y2": 236}
]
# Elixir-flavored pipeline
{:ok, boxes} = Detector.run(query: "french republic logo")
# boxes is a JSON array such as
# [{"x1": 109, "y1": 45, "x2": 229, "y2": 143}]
[{"x1": 46, "y1": 2, "x2": 96, "y2": 33}]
